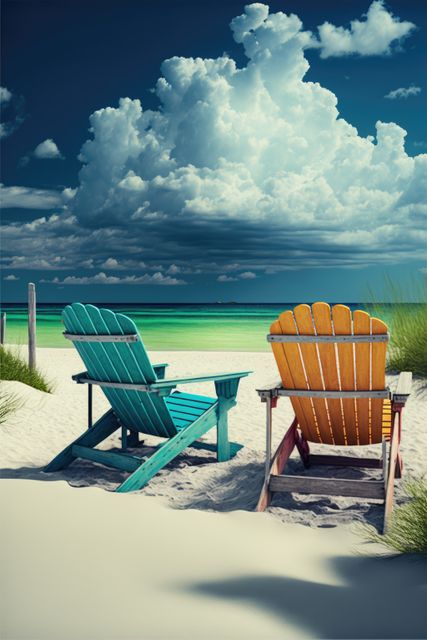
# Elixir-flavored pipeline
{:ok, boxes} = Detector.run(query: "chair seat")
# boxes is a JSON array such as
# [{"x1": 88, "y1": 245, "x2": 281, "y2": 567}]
[{"x1": 165, "y1": 390, "x2": 217, "y2": 430}]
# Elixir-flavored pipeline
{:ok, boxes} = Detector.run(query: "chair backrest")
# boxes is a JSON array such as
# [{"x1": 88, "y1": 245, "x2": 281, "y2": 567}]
[
  {"x1": 62, "y1": 303, "x2": 177, "y2": 438},
  {"x1": 269, "y1": 302, "x2": 389, "y2": 446}
]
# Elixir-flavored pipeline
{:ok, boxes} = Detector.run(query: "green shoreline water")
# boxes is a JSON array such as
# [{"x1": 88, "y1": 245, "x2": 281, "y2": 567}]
[{"x1": 0, "y1": 303, "x2": 424, "y2": 352}]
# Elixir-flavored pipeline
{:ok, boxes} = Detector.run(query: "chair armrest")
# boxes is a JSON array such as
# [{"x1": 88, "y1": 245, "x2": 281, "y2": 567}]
[
  {"x1": 148, "y1": 371, "x2": 251, "y2": 391},
  {"x1": 152, "y1": 363, "x2": 169, "y2": 380},
  {"x1": 72, "y1": 371, "x2": 90, "y2": 383},
  {"x1": 256, "y1": 381, "x2": 282, "y2": 400},
  {"x1": 392, "y1": 371, "x2": 412, "y2": 405},
  {"x1": 70, "y1": 370, "x2": 251, "y2": 399}
]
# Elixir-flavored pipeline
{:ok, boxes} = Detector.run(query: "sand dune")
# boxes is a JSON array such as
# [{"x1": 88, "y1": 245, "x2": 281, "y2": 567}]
[{"x1": 1, "y1": 347, "x2": 426, "y2": 639}]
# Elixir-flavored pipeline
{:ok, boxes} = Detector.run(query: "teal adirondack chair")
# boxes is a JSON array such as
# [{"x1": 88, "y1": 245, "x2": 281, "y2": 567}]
[{"x1": 45, "y1": 303, "x2": 251, "y2": 492}]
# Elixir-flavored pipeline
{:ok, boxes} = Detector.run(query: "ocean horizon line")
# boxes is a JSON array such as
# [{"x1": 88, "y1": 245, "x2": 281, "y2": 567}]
[{"x1": 1, "y1": 301, "x2": 420, "y2": 307}]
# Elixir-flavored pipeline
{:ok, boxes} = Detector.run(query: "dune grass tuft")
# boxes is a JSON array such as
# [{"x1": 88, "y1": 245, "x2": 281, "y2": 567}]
[
  {"x1": 0, "y1": 390, "x2": 22, "y2": 424},
  {"x1": 367, "y1": 277, "x2": 427, "y2": 377},
  {"x1": 365, "y1": 479, "x2": 427, "y2": 555},
  {"x1": 0, "y1": 345, "x2": 52, "y2": 393}
]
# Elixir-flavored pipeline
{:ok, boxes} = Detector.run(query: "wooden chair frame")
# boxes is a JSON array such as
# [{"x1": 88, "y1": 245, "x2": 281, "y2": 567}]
[
  {"x1": 256, "y1": 373, "x2": 411, "y2": 533},
  {"x1": 45, "y1": 304, "x2": 251, "y2": 492}
]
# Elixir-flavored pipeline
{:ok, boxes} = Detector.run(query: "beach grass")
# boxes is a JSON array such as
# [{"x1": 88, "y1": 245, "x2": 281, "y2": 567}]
[
  {"x1": 0, "y1": 345, "x2": 52, "y2": 393},
  {"x1": 365, "y1": 479, "x2": 427, "y2": 555},
  {"x1": 368, "y1": 278, "x2": 427, "y2": 377},
  {"x1": 0, "y1": 390, "x2": 22, "y2": 424}
]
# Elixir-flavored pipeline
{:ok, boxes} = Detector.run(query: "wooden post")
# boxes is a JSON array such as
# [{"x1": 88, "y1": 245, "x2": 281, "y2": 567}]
[
  {"x1": 28, "y1": 282, "x2": 36, "y2": 369},
  {"x1": 0, "y1": 312, "x2": 5, "y2": 345}
]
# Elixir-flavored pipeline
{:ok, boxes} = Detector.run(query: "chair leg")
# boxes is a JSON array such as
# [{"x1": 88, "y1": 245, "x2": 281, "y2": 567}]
[
  {"x1": 384, "y1": 412, "x2": 400, "y2": 533},
  {"x1": 295, "y1": 429, "x2": 310, "y2": 467},
  {"x1": 44, "y1": 409, "x2": 120, "y2": 472},
  {"x1": 256, "y1": 416, "x2": 297, "y2": 512},
  {"x1": 216, "y1": 399, "x2": 230, "y2": 462},
  {"x1": 121, "y1": 426, "x2": 128, "y2": 450},
  {"x1": 127, "y1": 431, "x2": 141, "y2": 448}
]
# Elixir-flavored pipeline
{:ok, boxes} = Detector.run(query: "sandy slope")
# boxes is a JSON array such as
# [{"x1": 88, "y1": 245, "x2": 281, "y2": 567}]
[{"x1": 1, "y1": 347, "x2": 426, "y2": 639}]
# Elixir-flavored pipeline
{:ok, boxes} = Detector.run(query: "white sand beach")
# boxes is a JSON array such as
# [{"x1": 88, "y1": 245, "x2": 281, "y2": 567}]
[{"x1": 1, "y1": 347, "x2": 427, "y2": 639}]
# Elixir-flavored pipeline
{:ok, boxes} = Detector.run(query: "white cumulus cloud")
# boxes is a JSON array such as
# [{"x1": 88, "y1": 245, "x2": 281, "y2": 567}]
[
  {"x1": 317, "y1": 0, "x2": 415, "y2": 58},
  {"x1": 0, "y1": 87, "x2": 12, "y2": 104},
  {"x1": 0, "y1": 87, "x2": 25, "y2": 138},
  {"x1": 3, "y1": 274, "x2": 19, "y2": 281},
  {"x1": 1, "y1": 2, "x2": 425, "y2": 281},
  {"x1": 385, "y1": 85, "x2": 421, "y2": 99},
  {"x1": 33, "y1": 138, "x2": 63, "y2": 159},
  {"x1": 0, "y1": 185, "x2": 66, "y2": 209}
]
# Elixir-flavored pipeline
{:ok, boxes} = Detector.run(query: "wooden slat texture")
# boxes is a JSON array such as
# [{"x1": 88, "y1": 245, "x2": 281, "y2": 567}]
[
  {"x1": 384, "y1": 411, "x2": 400, "y2": 532},
  {"x1": 312, "y1": 302, "x2": 346, "y2": 445},
  {"x1": 353, "y1": 310, "x2": 371, "y2": 445},
  {"x1": 256, "y1": 419, "x2": 298, "y2": 512},
  {"x1": 63, "y1": 305, "x2": 139, "y2": 432},
  {"x1": 269, "y1": 475, "x2": 385, "y2": 499},
  {"x1": 332, "y1": 305, "x2": 357, "y2": 445},
  {"x1": 268, "y1": 303, "x2": 391, "y2": 449},
  {"x1": 279, "y1": 311, "x2": 320, "y2": 441},
  {"x1": 269, "y1": 318, "x2": 317, "y2": 441},
  {"x1": 394, "y1": 371, "x2": 413, "y2": 400},
  {"x1": 165, "y1": 391, "x2": 217, "y2": 429},
  {"x1": 381, "y1": 399, "x2": 392, "y2": 440},
  {"x1": 371, "y1": 317, "x2": 388, "y2": 443},
  {"x1": 95, "y1": 306, "x2": 167, "y2": 437},
  {"x1": 309, "y1": 454, "x2": 382, "y2": 468},
  {"x1": 100, "y1": 307, "x2": 174, "y2": 437},
  {"x1": 75, "y1": 304, "x2": 157, "y2": 435},
  {"x1": 293, "y1": 304, "x2": 333, "y2": 444},
  {"x1": 113, "y1": 309, "x2": 176, "y2": 436},
  {"x1": 71, "y1": 444, "x2": 144, "y2": 472},
  {"x1": 63, "y1": 303, "x2": 177, "y2": 438}
]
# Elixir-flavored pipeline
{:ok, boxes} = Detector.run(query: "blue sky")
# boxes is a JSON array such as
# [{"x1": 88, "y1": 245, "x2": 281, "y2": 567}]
[{"x1": 1, "y1": 0, "x2": 426, "y2": 302}]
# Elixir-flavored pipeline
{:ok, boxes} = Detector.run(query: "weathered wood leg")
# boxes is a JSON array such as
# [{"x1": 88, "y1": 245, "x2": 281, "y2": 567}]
[
  {"x1": 295, "y1": 429, "x2": 310, "y2": 467},
  {"x1": 214, "y1": 378, "x2": 241, "y2": 463},
  {"x1": 216, "y1": 398, "x2": 230, "y2": 462},
  {"x1": 256, "y1": 415, "x2": 297, "y2": 513},
  {"x1": 384, "y1": 412, "x2": 400, "y2": 533},
  {"x1": 44, "y1": 409, "x2": 120, "y2": 472}
]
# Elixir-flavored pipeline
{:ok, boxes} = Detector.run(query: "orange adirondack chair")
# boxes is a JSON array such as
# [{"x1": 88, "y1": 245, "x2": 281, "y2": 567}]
[{"x1": 257, "y1": 303, "x2": 412, "y2": 532}]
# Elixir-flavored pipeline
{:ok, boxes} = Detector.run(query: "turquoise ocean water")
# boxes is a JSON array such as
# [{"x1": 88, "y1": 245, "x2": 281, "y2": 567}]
[{"x1": 0, "y1": 303, "x2": 421, "y2": 351}]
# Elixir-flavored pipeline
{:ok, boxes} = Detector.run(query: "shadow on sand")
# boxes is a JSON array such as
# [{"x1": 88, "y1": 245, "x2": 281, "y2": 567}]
[{"x1": 187, "y1": 553, "x2": 427, "y2": 639}]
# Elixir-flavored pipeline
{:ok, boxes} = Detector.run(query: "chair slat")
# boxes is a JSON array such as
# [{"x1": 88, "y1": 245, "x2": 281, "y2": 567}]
[
  {"x1": 381, "y1": 399, "x2": 392, "y2": 440},
  {"x1": 166, "y1": 392, "x2": 215, "y2": 409},
  {"x1": 98, "y1": 307, "x2": 174, "y2": 438},
  {"x1": 63, "y1": 303, "x2": 177, "y2": 438},
  {"x1": 91, "y1": 305, "x2": 162, "y2": 435},
  {"x1": 269, "y1": 319, "x2": 314, "y2": 440},
  {"x1": 74, "y1": 304, "x2": 153, "y2": 435},
  {"x1": 353, "y1": 310, "x2": 371, "y2": 444},
  {"x1": 276, "y1": 313, "x2": 319, "y2": 442},
  {"x1": 312, "y1": 302, "x2": 346, "y2": 445},
  {"x1": 63, "y1": 305, "x2": 138, "y2": 430},
  {"x1": 332, "y1": 305, "x2": 357, "y2": 445},
  {"x1": 372, "y1": 317, "x2": 388, "y2": 443},
  {"x1": 293, "y1": 304, "x2": 333, "y2": 444}
]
